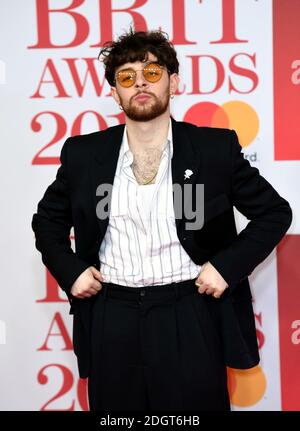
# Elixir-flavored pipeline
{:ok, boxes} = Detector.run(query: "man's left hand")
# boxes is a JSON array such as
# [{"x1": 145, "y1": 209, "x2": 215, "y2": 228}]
[{"x1": 195, "y1": 262, "x2": 228, "y2": 298}]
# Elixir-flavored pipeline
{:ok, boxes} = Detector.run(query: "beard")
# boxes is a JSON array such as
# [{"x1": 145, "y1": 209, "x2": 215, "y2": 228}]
[{"x1": 118, "y1": 88, "x2": 170, "y2": 122}]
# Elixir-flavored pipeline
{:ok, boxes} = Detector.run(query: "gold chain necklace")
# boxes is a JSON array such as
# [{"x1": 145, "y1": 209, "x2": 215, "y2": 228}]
[
  {"x1": 141, "y1": 170, "x2": 158, "y2": 185},
  {"x1": 132, "y1": 165, "x2": 158, "y2": 185}
]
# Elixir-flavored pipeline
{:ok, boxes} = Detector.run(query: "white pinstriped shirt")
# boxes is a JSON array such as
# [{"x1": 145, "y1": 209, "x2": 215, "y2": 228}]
[{"x1": 98, "y1": 120, "x2": 201, "y2": 287}]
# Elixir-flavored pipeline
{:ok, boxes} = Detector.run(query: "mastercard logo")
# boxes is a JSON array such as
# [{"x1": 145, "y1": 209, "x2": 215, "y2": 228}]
[
  {"x1": 183, "y1": 101, "x2": 259, "y2": 148},
  {"x1": 227, "y1": 365, "x2": 267, "y2": 407}
]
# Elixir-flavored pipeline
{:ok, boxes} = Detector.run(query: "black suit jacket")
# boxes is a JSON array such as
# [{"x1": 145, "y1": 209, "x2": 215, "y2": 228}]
[{"x1": 32, "y1": 118, "x2": 292, "y2": 378}]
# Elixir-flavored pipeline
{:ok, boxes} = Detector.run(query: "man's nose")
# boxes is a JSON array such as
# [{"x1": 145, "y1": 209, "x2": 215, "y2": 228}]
[{"x1": 134, "y1": 70, "x2": 149, "y2": 88}]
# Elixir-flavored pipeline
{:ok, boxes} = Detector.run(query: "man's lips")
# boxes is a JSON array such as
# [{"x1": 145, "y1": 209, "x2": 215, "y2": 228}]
[{"x1": 133, "y1": 93, "x2": 152, "y2": 102}]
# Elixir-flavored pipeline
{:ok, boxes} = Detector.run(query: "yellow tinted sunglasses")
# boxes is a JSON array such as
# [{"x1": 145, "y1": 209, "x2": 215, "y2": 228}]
[{"x1": 115, "y1": 62, "x2": 167, "y2": 88}]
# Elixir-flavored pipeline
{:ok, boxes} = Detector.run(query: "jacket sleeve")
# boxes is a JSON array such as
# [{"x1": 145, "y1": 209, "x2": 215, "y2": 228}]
[
  {"x1": 209, "y1": 130, "x2": 293, "y2": 287},
  {"x1": 31, "y1": 138, "x2": 91, "y2": 295}
]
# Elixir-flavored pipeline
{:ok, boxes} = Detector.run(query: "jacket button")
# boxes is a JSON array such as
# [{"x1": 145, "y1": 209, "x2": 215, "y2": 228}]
[{"x1": 183, "y1": 237, "x2": 187, "y2": 241}]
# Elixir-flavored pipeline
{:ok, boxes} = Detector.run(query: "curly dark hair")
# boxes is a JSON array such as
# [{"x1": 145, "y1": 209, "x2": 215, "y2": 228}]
[{"x1": 98, "y1": 28, "x2": 179, "y2": 87}]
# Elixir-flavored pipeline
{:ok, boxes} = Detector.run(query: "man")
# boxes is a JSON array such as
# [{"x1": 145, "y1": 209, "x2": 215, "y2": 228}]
[{"x1": 32, "y1": 29, "x2": 292, "y2": 411}]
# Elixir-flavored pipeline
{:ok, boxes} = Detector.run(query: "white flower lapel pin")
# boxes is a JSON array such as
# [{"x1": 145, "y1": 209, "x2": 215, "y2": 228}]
[{"x1": 184, "y1": 169, "x2": 193, "y2": 180}]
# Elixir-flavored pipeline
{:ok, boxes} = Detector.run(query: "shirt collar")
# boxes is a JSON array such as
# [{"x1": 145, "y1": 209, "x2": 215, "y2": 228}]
[
  {"x1": 122, "y1": 127, "x2": 133, "y2": 167},
  {"x1": 166, "y1": 118, "x2": 173, "y2": 158}
]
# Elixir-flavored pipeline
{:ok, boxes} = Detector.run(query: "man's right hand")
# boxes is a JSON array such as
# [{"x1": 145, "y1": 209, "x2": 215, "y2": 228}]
[{"x1": 70, "y1": 266, "x2": 104, "y2": 298}]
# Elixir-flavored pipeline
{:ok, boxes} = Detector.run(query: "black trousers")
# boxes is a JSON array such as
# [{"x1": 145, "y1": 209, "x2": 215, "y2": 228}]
[{"x1": 88, "y1": 278, "x2": 230, "y2": 411}]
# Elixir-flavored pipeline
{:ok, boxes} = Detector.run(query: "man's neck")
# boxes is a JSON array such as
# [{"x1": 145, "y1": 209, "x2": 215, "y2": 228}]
[{"x1": 125, "y1": 112, "x2": 170, "y2": 153}]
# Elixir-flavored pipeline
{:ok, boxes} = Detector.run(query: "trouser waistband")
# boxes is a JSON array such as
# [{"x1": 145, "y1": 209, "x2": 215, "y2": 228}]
[{"x1": 99, "y1": 278, "x2": 198, "y2": 303}]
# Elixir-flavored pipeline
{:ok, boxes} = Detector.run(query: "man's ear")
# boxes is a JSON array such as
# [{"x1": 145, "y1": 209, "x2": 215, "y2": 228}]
[
  {"x1": 170, "y1": 73, "x2": 180, "y2": 95},
  {"x1": 111, "y1": 86, "x2": 120, "y2": 105}
]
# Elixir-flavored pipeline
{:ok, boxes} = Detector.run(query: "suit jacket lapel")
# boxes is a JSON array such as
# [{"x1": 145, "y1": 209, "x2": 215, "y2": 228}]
[
  {"x1": 171, "y1": 118, "x2": 203, "y2": 232},
  {"x1": 91, "y1": 124, "x2": 125, "y2": 237}
]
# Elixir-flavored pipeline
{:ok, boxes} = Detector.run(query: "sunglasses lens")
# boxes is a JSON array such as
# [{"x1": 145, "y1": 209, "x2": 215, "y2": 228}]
[
  {"x1": 143, "y1": 63, "x2": 163, "y2": 82},
  {"x1": 116, "y1": 63, "x2": 164, "y2": 87},
  {"x1": 117, "y1": 71, "x2": 135, "y2": 87}
]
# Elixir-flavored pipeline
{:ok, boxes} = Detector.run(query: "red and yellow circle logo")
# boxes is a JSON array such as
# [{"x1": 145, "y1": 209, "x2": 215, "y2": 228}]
[
  {"x1": 227, "y1": 365, "x2": 266, "y2": 407},
  {"x1": 184, "y1": 101, "x2": 259, "y2": 148}
]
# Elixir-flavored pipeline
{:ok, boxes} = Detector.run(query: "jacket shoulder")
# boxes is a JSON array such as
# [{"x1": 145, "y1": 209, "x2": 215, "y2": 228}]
[
  {"x1": 177, "y1": 121, "x2": 237, "y2": 153},
  {"x1": 65, "y1": 123, "x2": 124, "y2": 148},
  {"x1": 179, "y1": 120, "x2": 233, "y2": 139}
]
